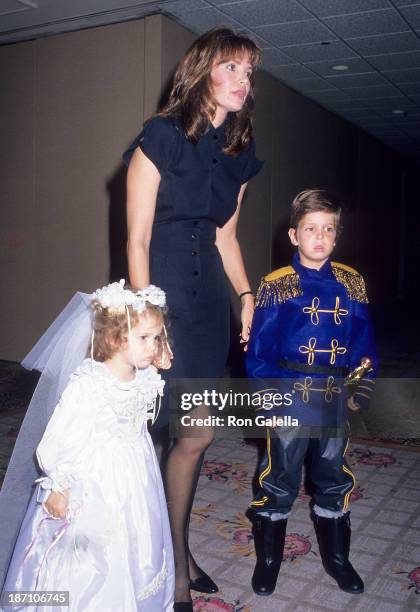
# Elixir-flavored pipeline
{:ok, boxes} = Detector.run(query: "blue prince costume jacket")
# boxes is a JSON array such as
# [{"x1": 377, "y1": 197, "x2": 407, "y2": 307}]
[{"x1": 246, "y1": 253, "x2": 377, "y2": 515}]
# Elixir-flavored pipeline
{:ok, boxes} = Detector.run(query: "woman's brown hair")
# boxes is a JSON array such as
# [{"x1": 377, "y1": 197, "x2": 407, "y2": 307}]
[{"x1": 159, "y1": 27, "x2": 261, "y2": 156}]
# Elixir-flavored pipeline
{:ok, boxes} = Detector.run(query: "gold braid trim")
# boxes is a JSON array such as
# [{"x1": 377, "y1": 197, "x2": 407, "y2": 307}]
[
  {"x1": 256, "y1": 267, "x2": 303, "y2": 307},
  {"x1": 331, "y1": 262, "x2": 369, "y2": 303}
]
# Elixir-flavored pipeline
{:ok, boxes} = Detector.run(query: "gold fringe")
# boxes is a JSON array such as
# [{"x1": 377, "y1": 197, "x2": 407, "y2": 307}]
[
  {"x1": 256, "y1": 272, "x2": 303, "y2": 307},
  {"x1": 331, "y1": 264, "x2": 368, "y2": 303}
]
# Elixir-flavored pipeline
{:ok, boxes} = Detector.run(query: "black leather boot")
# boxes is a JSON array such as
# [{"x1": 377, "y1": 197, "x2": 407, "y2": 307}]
[
  {"x1": 251, "y1": 517, "x2": 287, "y2": 596},
  {"x1": 313, "y1": 512, "x2": 364, "y2": 594}
]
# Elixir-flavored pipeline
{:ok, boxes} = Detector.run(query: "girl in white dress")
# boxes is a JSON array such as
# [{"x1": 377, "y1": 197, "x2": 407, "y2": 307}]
[{"x1": 1, "y1": 281, "x2": 174, "y2": 611}]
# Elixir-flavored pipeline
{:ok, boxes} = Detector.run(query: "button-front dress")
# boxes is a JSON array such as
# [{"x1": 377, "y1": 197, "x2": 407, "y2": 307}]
[{"x1": 124, "y1": 116, "x2": 263, "y2": 424}]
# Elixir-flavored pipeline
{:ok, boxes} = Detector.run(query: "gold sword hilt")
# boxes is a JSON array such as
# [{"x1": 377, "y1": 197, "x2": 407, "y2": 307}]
[{"x1": 345, "y1": 357, "x2": 373, "y2": 393}]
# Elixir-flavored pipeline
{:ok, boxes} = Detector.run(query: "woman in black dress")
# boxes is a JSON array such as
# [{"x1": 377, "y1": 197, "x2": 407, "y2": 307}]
[{"x1": 124, "y1": 28, "x2": 263, "y2": 610}]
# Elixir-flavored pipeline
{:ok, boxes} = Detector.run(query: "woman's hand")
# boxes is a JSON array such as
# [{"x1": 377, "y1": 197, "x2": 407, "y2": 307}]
[
  {"x1": 153, "y1": 338, "x2": 173, "y2": 370},
  {"x1": 215, "y1": 182, "x2": 255, "y2": 353},
  {"x1": 44, "y1": 490, "x2": 69, "y2": 519},
  {"x1": 240, "y1": 294, "x2": 255, "y2": 351}
]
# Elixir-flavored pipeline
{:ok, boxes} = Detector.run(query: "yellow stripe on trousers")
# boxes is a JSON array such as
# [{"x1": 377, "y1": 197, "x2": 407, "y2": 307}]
[
  {"x1": 342, "y1": 438, "x2": 356, "y2": 512},
  {"x1": 250, "y1": 428, "x2": 272, "y2": 507}
]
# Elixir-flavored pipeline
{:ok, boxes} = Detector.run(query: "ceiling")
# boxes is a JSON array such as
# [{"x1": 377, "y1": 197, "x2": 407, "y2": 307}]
[{"x1": 2, "y1": 0, "x2": 420, "y2": 165}]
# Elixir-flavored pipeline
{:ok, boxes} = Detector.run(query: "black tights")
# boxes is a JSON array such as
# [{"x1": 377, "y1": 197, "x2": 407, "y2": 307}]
[{"x1": 165, "y1": 408, "x2": 214, "y2": 603}]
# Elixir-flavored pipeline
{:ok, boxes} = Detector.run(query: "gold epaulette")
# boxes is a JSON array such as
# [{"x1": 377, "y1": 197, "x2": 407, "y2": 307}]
[
  {"x1": 331, "y1": 261, "x2": 369, "y2": 303},
  {"x1": 256, "y1": 266, "x2": 302, "y2": 307}
]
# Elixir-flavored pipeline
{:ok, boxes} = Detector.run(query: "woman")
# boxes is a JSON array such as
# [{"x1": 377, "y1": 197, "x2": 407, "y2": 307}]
[{"x1": 124, "y1": 27, "x2": 263, "y2": 610}]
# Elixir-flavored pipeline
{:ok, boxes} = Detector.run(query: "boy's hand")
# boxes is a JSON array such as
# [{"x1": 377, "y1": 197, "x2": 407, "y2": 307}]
[
  {"x1": 347, "y1": 396, "x2": 361, "y2": 412},
  {"x1": 44, "y1": 490, "x2": 69, "y2": 519}
]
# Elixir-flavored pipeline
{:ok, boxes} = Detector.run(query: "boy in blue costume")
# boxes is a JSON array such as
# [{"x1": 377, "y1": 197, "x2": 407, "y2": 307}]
[{"x1": 246, "y1": 189, "x2": 377, "y2": 596}]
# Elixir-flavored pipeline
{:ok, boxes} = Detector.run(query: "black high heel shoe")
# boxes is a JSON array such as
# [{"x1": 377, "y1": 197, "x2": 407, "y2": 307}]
[
  {"x1": 189, "y1": 567, "x2": 219, "y2": 593},
  {"x1": 173, "y1": 602, "x2": 193, "y2": 612}
]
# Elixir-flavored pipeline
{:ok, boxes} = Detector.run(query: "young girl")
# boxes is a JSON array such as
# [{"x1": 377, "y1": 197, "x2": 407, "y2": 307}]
[
  {"x1": 124, "y1": 27, "x2": 263, "y2": 609},
  {"x1": 1, "y1": 281, "x2": 174, "y2": 611}
]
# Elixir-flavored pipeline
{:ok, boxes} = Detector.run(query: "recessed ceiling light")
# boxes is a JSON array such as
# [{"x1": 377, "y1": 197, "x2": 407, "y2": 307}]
[
  {"x1": 392, "y1": 109, "x2": 407, "y2": 115},
  {"x1": 331, "y1": 64, "x2": 349, "y2": 71}
]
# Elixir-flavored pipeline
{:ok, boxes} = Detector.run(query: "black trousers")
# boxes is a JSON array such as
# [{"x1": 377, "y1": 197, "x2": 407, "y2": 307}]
[{"x1": 249, "y1": 427, "x2": 355, "y2": 517}]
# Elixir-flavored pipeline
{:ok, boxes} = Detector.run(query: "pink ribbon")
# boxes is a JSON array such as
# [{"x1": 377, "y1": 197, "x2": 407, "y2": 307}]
[{"x1": 21, "y1": 505, "x2": 80, "y2": 589}]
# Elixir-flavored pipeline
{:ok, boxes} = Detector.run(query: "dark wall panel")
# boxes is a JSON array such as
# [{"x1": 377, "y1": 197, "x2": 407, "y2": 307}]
[
  {"x1": 269, "y1": 84, "x2": 359, "y2": 271},
  {"x1": 355, "y1": 133, "x2": 401, "y2": 304}
]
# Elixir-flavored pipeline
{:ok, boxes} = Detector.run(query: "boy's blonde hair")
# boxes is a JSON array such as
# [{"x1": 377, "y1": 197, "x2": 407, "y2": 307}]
[{"x1": 290, "y1": 189, "x2": 342, "y2": 235}]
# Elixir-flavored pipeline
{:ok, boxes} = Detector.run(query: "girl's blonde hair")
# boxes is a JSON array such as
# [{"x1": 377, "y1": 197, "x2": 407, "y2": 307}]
[{"x1": 90, "y1": 302, "x2": 164, "y2": 361}]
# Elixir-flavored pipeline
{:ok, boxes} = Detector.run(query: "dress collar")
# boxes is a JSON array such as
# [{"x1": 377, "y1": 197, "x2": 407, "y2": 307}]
[
  {"x1": 76, "y1": 359, "x2": 164, "y2": 394},
  {"x1": 207, "y1": 116, "x2": 228, "y2": 140},
  {"x1": 292, "y1": 252, "x2": 333, "y2": 280}
]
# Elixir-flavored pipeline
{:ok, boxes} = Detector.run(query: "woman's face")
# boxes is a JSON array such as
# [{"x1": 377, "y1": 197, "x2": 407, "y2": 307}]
[{"x1": 209, "y1": 53, "x2": 252, "y2": 124}]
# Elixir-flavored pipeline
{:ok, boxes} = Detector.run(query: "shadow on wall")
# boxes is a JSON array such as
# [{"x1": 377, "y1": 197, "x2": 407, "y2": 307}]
[
  {"x1": 158, "y1": 72, "x2": 175, "y2": 111},
  {"x1": 272, "y1": 218, "x2": 295, "y2": 270},
  {"x1": 107, "y1": 165, "x2": 129, "y2": 283},
  {"x1": 106, "y1": 71, "x2": 176, "y2": 285}
]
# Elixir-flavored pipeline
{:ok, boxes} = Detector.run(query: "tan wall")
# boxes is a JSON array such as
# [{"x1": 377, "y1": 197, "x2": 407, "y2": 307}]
[
  {"x1": 0, "y1": 14, "x2": 416, "y2": 360},
  {"x1": 1, "y1": 20, "x2": 147, "y2": 359},
  {"x1": 0, "y1": 41, "x2": 36, "y2": 359}
]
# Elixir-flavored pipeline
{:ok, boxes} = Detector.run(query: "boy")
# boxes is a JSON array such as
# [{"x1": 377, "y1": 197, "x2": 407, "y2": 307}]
[{"x1": 246, "y1": 189, "x2": 377, "y2": 596}]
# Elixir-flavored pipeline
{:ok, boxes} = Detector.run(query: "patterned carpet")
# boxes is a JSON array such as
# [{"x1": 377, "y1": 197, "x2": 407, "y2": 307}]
[
  {"x1": 1, "y1": 361, "x2": 419, "y2": 611},
  {"x1": 190, "y1": 437, "x2": 420, "y2": 611}
]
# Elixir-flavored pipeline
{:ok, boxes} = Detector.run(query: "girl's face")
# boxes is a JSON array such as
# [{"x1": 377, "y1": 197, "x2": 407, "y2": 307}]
[
  {"x1": 288, "y1": 211, "x2": 337, "y2": 270},
  {"x1": 119, "y1": 312, "x2": 163, "y2": 370},
  {"x1": 209, "y1": 53, "x2": 252, "y2": 125}
]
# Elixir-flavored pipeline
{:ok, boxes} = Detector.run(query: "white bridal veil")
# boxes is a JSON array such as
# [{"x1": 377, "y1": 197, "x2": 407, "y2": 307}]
[{"x1": 0, "y1": 292, "x2": 92, "y2": 588}]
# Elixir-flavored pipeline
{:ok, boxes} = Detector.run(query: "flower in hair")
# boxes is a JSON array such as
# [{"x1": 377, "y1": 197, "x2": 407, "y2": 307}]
[
  {"x1": 91, "y1": 280, "x2": 166, "y2": 313},
  {"x1": 136, "y1": 285, "x2": 166, "y2": 308},
  {"x1": 91, "y1": 279, "x2": 136, "y2": 310}
]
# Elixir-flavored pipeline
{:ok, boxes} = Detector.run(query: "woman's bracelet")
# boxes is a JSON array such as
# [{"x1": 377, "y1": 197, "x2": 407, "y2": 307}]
[{"x1": 239, "y1": 290, "x2": 254, "y2": 300}]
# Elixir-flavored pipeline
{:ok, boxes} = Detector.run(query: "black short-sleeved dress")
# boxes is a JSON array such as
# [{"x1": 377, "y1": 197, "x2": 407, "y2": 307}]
[{"x1": 124, "y1": 116, "x2": 263, "y2": 425}]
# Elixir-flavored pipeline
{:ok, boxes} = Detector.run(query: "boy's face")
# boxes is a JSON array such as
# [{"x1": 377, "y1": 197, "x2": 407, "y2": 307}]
[{"x1": 288, "y1": 210, "x2": 337, "y2": 270}]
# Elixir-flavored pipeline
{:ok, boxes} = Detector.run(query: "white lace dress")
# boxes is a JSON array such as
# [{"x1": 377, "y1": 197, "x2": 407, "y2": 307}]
[{"x1": 2, "y1": 360, "x2": 174, "y2": 611}]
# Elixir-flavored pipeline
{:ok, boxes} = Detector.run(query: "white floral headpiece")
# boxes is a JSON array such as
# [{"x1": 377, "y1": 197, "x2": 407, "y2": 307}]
[{"x1": 91, "y1": 279, "x2": 166, "y2": 314}]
